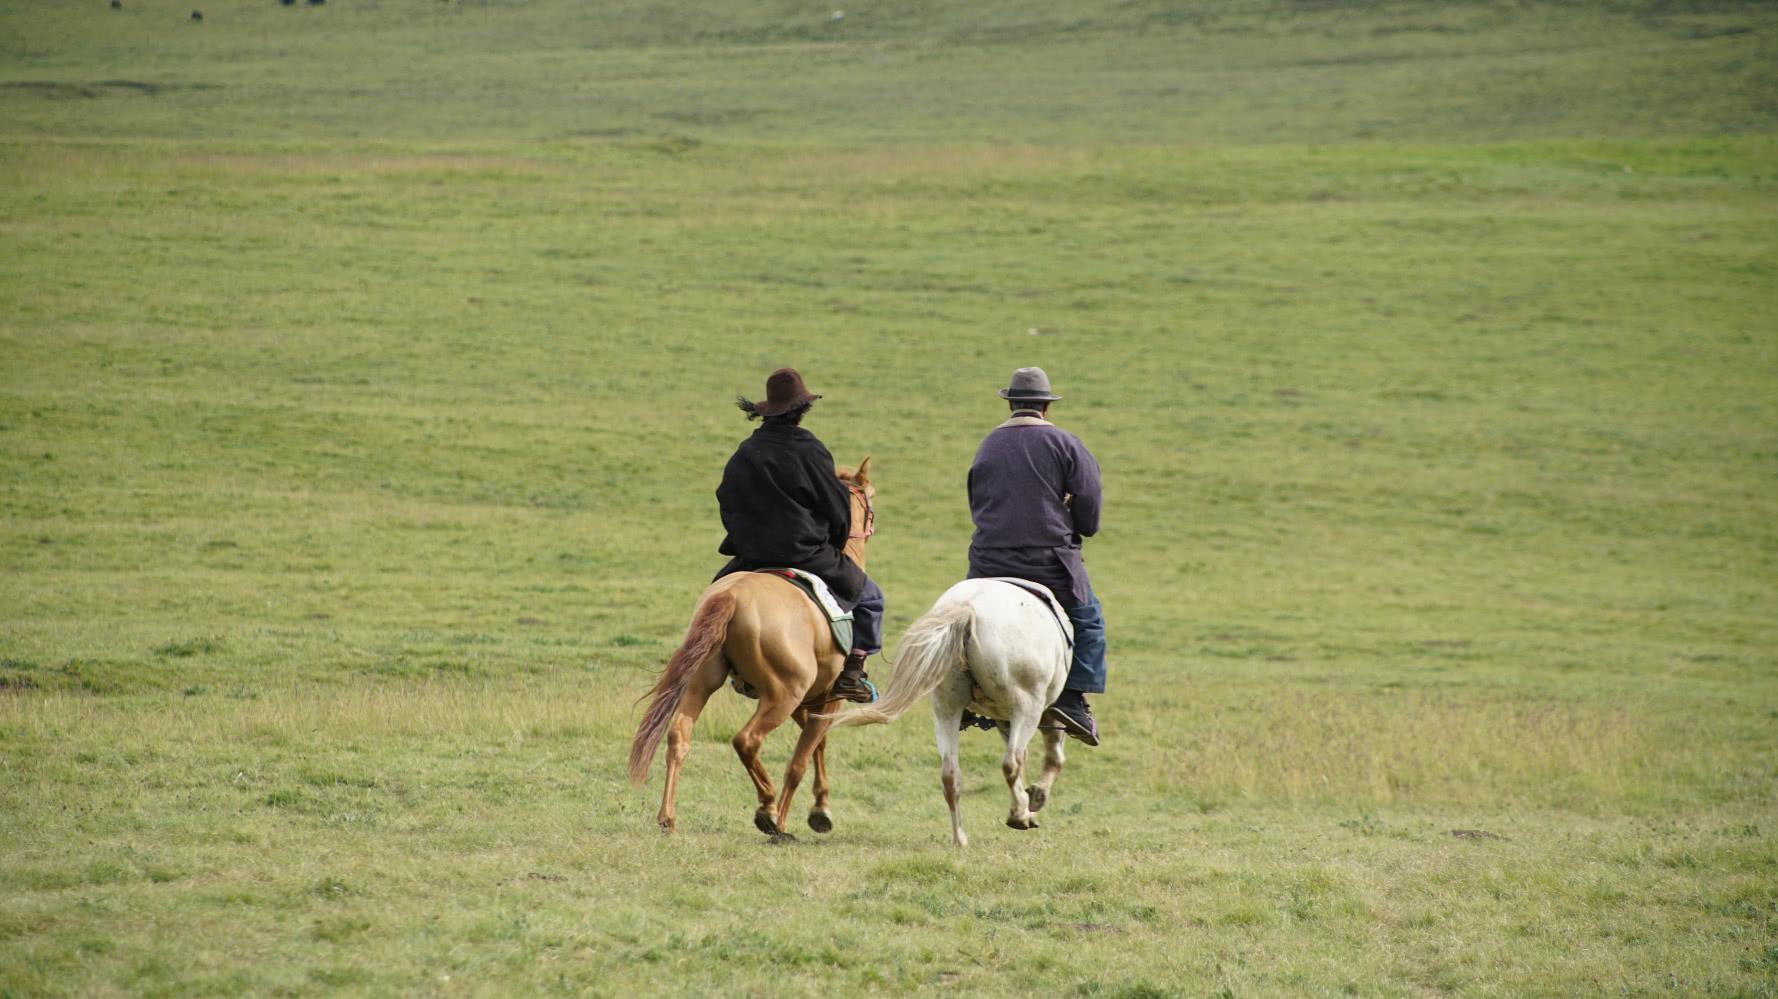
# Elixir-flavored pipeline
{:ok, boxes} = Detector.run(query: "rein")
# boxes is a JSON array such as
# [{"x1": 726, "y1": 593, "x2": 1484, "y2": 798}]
[{"x1": 846, "y1": 483, "x2": 876, "y2": 541}]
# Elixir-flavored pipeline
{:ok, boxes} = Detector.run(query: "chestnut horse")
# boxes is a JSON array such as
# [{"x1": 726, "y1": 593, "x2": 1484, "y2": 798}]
[{"x1": 628, "y1": 459, "x2": 875, "y2": 841}]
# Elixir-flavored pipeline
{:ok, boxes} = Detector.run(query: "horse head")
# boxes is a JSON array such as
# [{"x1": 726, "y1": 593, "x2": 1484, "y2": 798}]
[{"x1": 838, "y1": 457, "x2": 875, "y2": 559}]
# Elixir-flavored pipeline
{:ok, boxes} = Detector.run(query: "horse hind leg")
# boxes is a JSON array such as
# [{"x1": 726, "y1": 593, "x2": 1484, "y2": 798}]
[
  {"x1": 733, "y1": 692, "x2": 799, "y2": 838},
  {"x1": 935, "y1": 712, "x2": 969, "y2": 848},
  {"x1": 656, "y1": 654, "x2": 729, "y2": 833},
  {"x1": 932, "y1": 673, "x2": 973, "y2": 847},
  {"x1": 1000, "y1": 711, "x2": 1041, "y2": 830},
  {"x1": 1026, "y1": 728, "x2": 1066, "y2": 814}
]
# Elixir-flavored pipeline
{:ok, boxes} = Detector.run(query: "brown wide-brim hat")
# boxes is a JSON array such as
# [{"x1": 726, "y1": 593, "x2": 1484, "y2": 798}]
[
  {"x1": 749, "y1": 367, "x2": 823, "y2": 417},
  {"x1": 997, "y1": 366, "x2": 1062, "y2": 402}
]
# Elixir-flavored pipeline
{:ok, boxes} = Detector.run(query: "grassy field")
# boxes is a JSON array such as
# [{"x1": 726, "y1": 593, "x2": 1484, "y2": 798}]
[{"x1": 3, "y1": 0, "x2": 1777, "y2": 995}]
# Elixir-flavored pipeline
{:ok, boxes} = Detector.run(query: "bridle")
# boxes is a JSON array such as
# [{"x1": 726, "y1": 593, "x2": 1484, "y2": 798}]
[{"x1": 846, "y1": 483, "x2": 876, "y2": 541}]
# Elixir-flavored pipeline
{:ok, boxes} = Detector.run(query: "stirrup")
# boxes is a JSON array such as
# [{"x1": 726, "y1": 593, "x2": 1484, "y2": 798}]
[
  {"x1": 960, "y1": 710, "x2": 998, "y2": 731},
  {"x1": 831, "y1": 674, "x2": 877, "y2": 704}
]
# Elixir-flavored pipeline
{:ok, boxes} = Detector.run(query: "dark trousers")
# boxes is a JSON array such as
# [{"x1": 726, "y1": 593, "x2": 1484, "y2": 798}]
[
  {"x1": 1061, "y1": 586, "x2": 1107, "y2": 695},
  {"x1": 850, "y1": 578, "x2": 884, "y2": 657}
]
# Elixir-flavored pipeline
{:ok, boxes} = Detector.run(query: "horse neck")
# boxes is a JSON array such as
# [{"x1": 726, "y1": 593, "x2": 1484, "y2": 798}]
[{"x1": 844, "y1": 492, "x2": 869, "y2": 569}]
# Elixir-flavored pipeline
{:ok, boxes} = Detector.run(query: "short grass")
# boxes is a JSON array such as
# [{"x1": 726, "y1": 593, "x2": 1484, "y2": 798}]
[{"x1": 3, "y1": 0, "x2": 1777, "y2": 995}]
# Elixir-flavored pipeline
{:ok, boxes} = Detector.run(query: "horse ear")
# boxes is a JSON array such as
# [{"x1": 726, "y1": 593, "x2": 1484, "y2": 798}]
[{"x1": 855, "y1": 456, "x2": 871, "y2": 484}]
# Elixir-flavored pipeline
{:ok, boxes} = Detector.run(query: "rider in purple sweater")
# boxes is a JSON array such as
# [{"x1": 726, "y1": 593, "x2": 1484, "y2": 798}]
[{"x1": 965, "y1": 367, "x2": 1108, "y2": 746}]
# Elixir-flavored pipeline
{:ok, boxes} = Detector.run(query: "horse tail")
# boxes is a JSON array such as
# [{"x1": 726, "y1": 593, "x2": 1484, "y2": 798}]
[
  {"x1": 828, "y1": 600, "x2": 973, "y2": 728},
  {"x1": 628, "y1": 589, "x2": 737, "y2": 785}
]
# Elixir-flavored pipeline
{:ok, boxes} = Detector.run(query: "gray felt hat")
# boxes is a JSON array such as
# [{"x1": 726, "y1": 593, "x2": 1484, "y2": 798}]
[{"x1": 997, "y1": 366, "x2": 1062, "y2": 402}]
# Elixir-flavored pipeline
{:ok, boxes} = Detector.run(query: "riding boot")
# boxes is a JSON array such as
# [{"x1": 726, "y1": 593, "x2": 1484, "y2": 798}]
[
  {"x1": 830, "y1": 651, "x2": 876, "y2": 704},
  {"x1": 1044, "y1": 689, "x2": 1100, "y2": 747}
]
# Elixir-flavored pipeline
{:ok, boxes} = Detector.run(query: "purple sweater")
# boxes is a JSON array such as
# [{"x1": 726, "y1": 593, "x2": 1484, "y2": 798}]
[{"x1": 965, "y1": 415, "x2": 1102, "y2": 604}]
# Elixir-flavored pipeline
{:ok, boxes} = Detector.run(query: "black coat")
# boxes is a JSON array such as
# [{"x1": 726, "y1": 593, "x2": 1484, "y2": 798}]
[{"x1": 713, "y1": 421, "x2": 867, "y2": 605}]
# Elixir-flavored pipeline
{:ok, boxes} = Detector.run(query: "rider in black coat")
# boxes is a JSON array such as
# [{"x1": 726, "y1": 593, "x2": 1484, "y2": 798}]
[
  {"x1": 712, "y1": 368, "x2": 882, "y2": 702},
  {"x1": 715, "y1": 419, "x2": 866, "y2": 603}
]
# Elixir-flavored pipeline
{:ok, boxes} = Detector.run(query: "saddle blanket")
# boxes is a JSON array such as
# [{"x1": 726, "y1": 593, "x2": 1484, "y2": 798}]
[{"x1": 767, "y1": 568, "x2": 849, "y2": 622}]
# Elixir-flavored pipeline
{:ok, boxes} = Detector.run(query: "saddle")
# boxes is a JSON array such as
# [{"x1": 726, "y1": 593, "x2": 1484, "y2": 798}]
[{"x1": 728, "y1": 568, "x2": 853, "y2": 701}]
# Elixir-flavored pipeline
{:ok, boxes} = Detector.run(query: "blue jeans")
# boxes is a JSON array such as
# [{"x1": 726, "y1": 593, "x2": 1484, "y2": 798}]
[
  {"x1": 850, "y1": 577, "x2": 884, "y2": 656},
  {"x1": 1061, "y1": 588, "x2": 1107, "y2": 695}
]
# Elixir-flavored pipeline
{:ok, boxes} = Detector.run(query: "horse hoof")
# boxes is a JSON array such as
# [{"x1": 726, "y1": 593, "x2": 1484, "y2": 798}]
[
  {"x1": 1026, "y1": 786, "x2": 1047, "y2": 812},
  {"x1": 1006, "y1": 815, "x2": 1039, "y2": 831},
  {"x1": 808, "y1": 811, "x2": 833, "y2": 834},
  {"x1": 768, "y1": 831, "x2": 799, "y2": 845},
  {"x1": 754, "y1": 812, "x2": 779, "y2": 836}
]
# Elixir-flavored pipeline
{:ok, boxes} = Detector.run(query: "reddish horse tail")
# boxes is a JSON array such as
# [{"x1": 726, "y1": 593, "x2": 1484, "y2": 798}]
[{"x1": 628, "y1": 589, "x2": 738, "y2": 785}]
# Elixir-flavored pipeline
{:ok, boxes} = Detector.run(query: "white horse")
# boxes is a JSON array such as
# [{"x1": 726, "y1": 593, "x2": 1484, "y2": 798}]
[{"x1": 826, "y1": 578, "x2": 1074, "y2": 847}]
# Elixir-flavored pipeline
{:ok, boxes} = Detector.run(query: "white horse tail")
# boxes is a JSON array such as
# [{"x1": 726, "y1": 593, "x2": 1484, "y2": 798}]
[{"x1": 828, "y1": 600, "x2": 973, "y2": 728}]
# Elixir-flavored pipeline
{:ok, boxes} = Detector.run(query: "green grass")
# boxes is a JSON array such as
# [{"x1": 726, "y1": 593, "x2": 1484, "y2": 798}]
[
  {"x1": 4, "y1": 0, "x2": 1775, "y2": 144},
  {"x1": 3, "y1": 0, "x2": 1777, "y2": 994}
]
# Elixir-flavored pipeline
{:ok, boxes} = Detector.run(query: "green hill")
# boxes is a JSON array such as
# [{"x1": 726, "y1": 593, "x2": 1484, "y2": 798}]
[{"x1": 4, "y1": 0, "x2": 1774, "y2": 143}]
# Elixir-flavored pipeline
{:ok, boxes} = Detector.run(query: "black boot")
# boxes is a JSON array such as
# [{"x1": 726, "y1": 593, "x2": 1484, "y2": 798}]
[
  {"x1": 1044, "y1": 689, "x2": 1100, "y2": 747},
  {"x1": 830, "y1": 652, "x2": 876, "y2": 704}
]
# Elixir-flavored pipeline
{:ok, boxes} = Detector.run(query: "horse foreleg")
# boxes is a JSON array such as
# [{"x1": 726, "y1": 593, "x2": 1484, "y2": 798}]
[
  {"x1": 773, "y1": 710, "x2": 834, "y2": 839},
  {"x1": 1026, "y1": 728, "x2": 1066, "y2": 814},
  {"x1": 733, "y1": 694, "x2": 798, "y2": 837},
  {"x1": 1000, "y1": 714, "x2": 1040, "y2": 830},
  {"x1": 657, "y1": 659, "x2": 726, "y2": 834}
]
